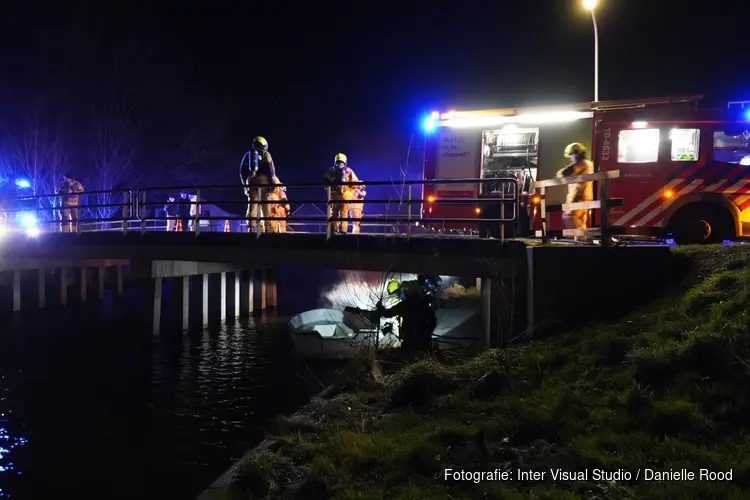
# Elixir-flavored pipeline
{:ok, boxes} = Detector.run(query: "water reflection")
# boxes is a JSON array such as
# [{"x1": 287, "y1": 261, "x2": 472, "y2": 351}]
[{"x1": 0, "y1": 311, "x2": 329, "y2": 499}]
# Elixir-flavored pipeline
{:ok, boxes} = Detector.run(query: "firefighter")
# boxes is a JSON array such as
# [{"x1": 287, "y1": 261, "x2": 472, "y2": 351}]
[
  {"x1": 556, "y1": 143, "x2": 594, "y2": 231},
  {"x1": 323, "y1": 153, "x2": 361, "y2": 233},
  {"x1": 347, "y1": 181, "x2": 367, "y2": 234},
  {"x1": 378, "y1": 279, "x2": 437, "y2": 354},
  {"x1": 57, "y1": 172, "x2": 84, "y2": 232},
  {"x1": 265, "y1": 176, "x2": 291, "y2": 233},
  {"x1": 239, "y1": 136, "x2": 276, "y2": 233}
]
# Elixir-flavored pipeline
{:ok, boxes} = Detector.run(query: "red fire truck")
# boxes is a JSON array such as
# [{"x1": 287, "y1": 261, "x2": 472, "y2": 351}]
[{"x1": 421, "y1": 95, "x2": 750, "y2": 244}]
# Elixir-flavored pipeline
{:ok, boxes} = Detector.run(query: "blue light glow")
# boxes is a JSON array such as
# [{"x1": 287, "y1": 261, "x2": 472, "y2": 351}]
[
  {"x1": 14, "y1": 178, "x2": 30, "y2": 189},
  {"x1": 423, "y1": 117, "x2": 436, "y2": 133},
  {"x1": 744, "y1": 109, "x2": 750, "y2": 121},
  {"x1": 19, "y1": 213, "x2": 37, "y2": 228}
]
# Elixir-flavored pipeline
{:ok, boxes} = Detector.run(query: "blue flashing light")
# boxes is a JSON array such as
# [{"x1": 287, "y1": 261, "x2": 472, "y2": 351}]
[
  {"x1": 744, "y1": 108, "x2": 750, "y2": 121},
  {"x1": 422, "y1": 110, "x2": 440, "y2": 133},
  {"x1": 19, "y1": 213, "x2": 37, "y2": 228},
  {"x1": 15, "y1": 178, "x2": 30, "y2": 189}
]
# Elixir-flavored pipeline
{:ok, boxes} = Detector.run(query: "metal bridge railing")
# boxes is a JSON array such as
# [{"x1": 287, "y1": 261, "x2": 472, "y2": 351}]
[
  {"x1": 135, "y1": 178, "x2": 518, "y2": 241},
  {"x1": 1, "y1": 178, "x2": 518, "y2": 242},
  {"x1": 1, "y1": 189, "x2": 135, "y2": 235}
]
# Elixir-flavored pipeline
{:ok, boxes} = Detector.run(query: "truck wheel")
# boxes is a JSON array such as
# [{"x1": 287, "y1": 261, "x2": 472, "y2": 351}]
[{"x1": 668, "y1": 203, "x2": 735, "y2": 245}]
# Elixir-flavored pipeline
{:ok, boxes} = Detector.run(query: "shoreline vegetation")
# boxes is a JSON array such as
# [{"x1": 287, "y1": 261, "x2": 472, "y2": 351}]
[{"x1": 217, "y1": 245, "x2": 750, "y2": 499}]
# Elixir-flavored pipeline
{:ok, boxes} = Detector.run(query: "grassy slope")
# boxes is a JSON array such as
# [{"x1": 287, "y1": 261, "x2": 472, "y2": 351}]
[{"x1": 222, "y1": 246, "x2": 750, "y2": 500}]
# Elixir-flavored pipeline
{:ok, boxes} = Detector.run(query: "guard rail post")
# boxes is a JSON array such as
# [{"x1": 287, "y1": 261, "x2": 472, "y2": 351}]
[
  {"x1": 406, "y1": 184, "x2": 413, "y2": 236},
  {"x1": 599, "y1": 178, "x2": 611, "y2": 247},
  {"x1": 254, "y1": 186, "x2": 262, "y2": 239},
  {"x1": 326, "y1": 186, "x2": 333, "y2": 239},
  {"x1": 195, "y1": 189, "x2": 202, "y2": 235},
  {"x1": 140, "y1": 191, "x2": 148, "y2": 235}
]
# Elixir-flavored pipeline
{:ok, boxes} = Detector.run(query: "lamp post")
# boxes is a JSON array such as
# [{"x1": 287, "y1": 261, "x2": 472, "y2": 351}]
[{"x1": 584, "y1": 0, "x2": 599, "y2": 102}]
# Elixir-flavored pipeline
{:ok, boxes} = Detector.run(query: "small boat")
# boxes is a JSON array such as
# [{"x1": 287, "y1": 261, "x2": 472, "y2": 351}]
[
  {"x1": 288, "y1": 308, "x2": 400, "y2": 360},
  {"x1": 288, "y1": 303, "x2": 481, "y2": 360}
]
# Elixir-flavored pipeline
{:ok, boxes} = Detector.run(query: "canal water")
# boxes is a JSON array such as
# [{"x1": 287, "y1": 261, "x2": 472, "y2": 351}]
[{"x1": 0, "y1": 267, "x2": 390, "y2": 500}]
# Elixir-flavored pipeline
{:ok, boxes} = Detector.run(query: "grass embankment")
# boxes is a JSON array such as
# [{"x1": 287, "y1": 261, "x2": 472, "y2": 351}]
[{"x1": 222, "y1": 246, "x2": 750, "y2": 499}]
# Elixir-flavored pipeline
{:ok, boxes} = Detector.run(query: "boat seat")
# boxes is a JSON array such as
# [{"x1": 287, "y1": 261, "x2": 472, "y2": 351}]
[{"x1": 312, "y1": 324, "x2": 339, "y2": 338}]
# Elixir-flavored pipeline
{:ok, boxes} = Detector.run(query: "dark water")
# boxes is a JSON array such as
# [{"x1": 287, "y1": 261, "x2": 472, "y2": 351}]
[{"x1": 0, "y1": 267, "x2": 347, "y2": 500}]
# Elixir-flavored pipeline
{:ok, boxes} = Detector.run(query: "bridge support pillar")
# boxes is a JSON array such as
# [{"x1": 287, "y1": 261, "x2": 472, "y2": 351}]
[
  {"x1": 80, "y1": 267, "x2": 88, "y2": 303},
  {"x1": 97, "y1": 266, "x2": 106, "y2": 300},
  {"x1": 206, "y1": 273, "x2": 223, "y2": 325},
  {"x1": 188, "y1": 275, "x2": 206, "y2": 329},
  {"x1": 262, "y1": 268, "x2": 277, "y2": 309},
  {"x1": 239, "y1": 270, "x2": 254, "y2": 317},
  {"x1": 255, "y1": 269, "x2": 266, "y2": 310},
  {"x1": 480, "y1": 277, "x2": 506, "y2": 348},
  {"x1": 143, "y1": 278, "x2": 163, "y2": 336},
  {"x1": 38, "y1": 269, "x2": 46, "y2": 309},
  {"x1": 12, "y1": 270, "x2": 21, "y2": 313},
  {"x1": 60, "y1": 268, "x2": 69, "y2": 307},
  {"x1": 225, "y1": 271, "x2": 239, "y2": 320},
  {"x1": 170, "y1": 276, "x2": 189, "y2": 333}
]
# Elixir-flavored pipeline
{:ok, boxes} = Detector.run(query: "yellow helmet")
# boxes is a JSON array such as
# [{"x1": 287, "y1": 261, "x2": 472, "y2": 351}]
[
  {"x1": 564, "y1": 143, "x2": 586, "y2": 157},
  {"x1": 334, "y1": 153, "x2": 347, "y2": 164},
  {"x1": 253, "y1": 136, "x2": 268, "y2": 149},
  {"x1": 387, "y1": 280, "x2": 401, "y2": 294}
]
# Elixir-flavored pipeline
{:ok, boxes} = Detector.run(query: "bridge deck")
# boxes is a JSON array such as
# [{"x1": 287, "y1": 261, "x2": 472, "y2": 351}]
[{"x1": 1, "y1": 232, "x2": 528, "y2": 277}]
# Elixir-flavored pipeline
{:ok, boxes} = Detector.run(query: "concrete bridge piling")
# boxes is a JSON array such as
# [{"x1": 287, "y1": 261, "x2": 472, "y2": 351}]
[{"x1": 0, "y1": 259, "x2": 278, "y2": 335}]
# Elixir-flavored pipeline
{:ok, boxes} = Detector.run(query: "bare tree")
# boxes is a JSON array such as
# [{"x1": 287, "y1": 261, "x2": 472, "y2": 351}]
[{"x1": 0, "y1": 93, "x2": 71, "y2": 221}]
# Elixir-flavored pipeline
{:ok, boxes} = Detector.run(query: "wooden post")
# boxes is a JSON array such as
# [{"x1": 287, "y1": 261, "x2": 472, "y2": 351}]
[
  {"x1": 600, "y1": 179, "x2": 611, "y2": 247},
  {"x1": 539, "y1": 186, "x2": 548, "y2": 244}
]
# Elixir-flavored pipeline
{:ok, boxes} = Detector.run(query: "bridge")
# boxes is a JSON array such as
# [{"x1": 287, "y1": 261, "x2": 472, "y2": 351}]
[{"x1": 0, "y1": 174, "x2": 673, "y2": 345}]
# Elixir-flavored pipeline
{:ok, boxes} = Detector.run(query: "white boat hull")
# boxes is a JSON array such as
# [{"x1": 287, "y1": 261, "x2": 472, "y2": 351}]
[{"x1": 288, "y1": 305, "x2": 480, "y2": 360}]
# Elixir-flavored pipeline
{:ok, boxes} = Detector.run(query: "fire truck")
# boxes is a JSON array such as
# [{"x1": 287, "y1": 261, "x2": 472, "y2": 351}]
[{"x1": 420, "y1": 95, "x2": 750, "y2": 244}]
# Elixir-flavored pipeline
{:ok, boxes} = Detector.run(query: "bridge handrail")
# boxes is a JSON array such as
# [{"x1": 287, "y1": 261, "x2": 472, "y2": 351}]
[
  {"x1": 530, "y1": 169, "x2": 621, "y2": 246},
  {"x1": 137, "y1": 177, "x2": 511, "y2": 191},
  {"x1": 3, "y1": 188, "x2": 135, "y2": 235},
  {"x1": 135, "y1": 178, "x2": 519, "y2": 240}
]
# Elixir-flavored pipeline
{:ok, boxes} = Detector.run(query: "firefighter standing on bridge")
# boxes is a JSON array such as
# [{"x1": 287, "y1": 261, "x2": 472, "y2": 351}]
[
  {"x1": 57, "y1": 172, "x2": 84, "y2": 232},
  {"x1": 557, "y1": 143, "x2": 594, "y2": 231},
  {"x1": 240, "y1": 136, "x2": 276, "y2": 233},
  {"x1": 265, "y1": 176, "x2": 291, "y2": 233},
  {"x1": 323, "y1": 153, "x2": 362, "y2": 233}
]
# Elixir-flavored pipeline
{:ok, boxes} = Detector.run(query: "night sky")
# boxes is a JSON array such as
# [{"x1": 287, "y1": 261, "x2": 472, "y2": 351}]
[{"x1": 1, "y1": 0, "x2": 749, "y2": 190}]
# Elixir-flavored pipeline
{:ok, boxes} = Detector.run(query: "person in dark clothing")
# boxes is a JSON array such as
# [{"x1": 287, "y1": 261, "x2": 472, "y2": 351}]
[
  {"x1": 239, "y1": 136, "x2": 277, "y2": 233},
  {"x1": 348, "y1": 279, "x2": 437, "y2": 354},
  {"x1": 377, "y1": 281, "x2": 437, "y2": 354},
  {"x1": 164, "y1": 195, "x2": 179, "y2": 231},
  {"x1": 178, "y1": 192, "x2": 191, "y2": 231}
]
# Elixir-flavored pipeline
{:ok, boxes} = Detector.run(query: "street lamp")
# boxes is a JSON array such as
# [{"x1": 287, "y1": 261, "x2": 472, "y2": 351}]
[{"x1": 584, "y1": 0, "x2": 599, "y2": 102}]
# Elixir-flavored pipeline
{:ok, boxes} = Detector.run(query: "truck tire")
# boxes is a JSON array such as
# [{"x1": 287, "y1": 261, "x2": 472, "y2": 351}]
[{"x1": 668, "y1": 203, "x2": 735, "y2": 245}]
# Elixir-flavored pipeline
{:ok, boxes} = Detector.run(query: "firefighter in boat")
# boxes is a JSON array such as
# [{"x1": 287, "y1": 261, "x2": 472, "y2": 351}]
[
  {"x1": 239, "y1": 136, "x2": 277, "y2": 233},
  {"x1": 556, "y1": 143, "x2": 594, "y2": 231},
  {"x1": 265, "y1": 176, "x2": 291, "y2": 233},
  {"x1": 323, "y1": 153, "x2": 362, "y2": 233}
]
